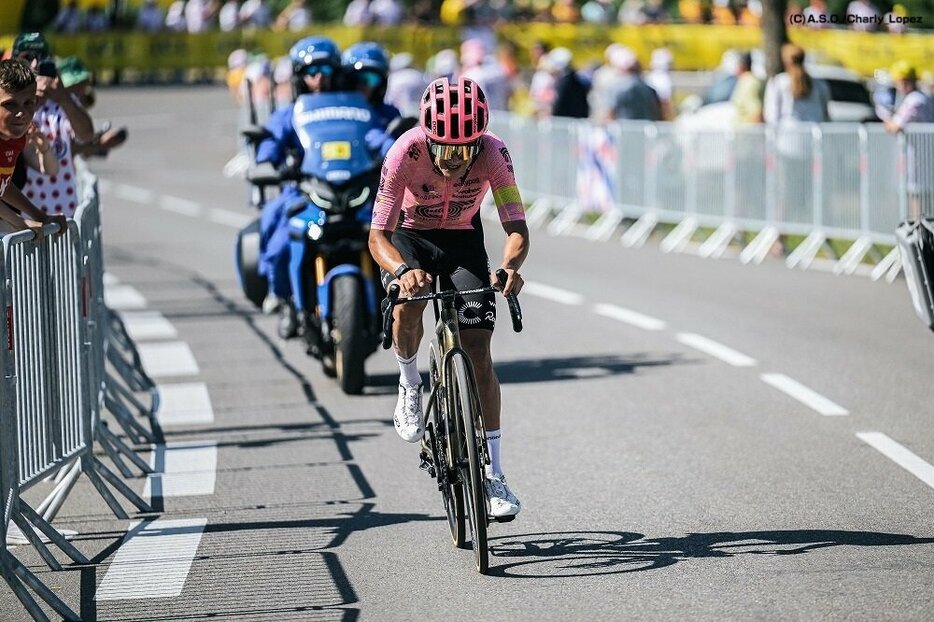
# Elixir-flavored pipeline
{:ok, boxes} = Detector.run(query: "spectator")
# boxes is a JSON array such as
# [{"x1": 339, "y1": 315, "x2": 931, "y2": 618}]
[
  {"x1": 549, "y1": 48, "x2": 589, "y2": 119},
  {"x1": 272, "y1": 56, "x2": 293, "y2": 108},
  {"x1": 11, "y1": 34, "x2": 95, "y2": 220},
  {"x1": 643, "y1": 0, "x2": 670, "y2": 21},
  {"x1": 846, "y1": 0, "x2": 880, "y2": 31},
  {"x1": 737, "y1": 0, "x2": 761, "y2": 24},
  {"x1": 385, "y1": 53, "x2": 427, "y2": 117},
  {"x1": 528, "y1": 53, "x2": 556, "y2": 118},
  {"x1": 137, "y1": 0, "x2": 165, "y2": 32},
  {"x1": 645, "y1": 48, "x2": 674, "y2": 120},
  {"x1": 604, "y1": 46, "x2": 661, "y2": 122},
  {"x1": 370, "y1": 0, "x2": 404, "y2": 24},
  {"x1": 764, "y1": 44, "x2": 828, "y2": 254},
  {"x1": 185, "y1": 0, "x2": 212, "y2": 33},
  {"x1": 274, "y1": 0, "x2": 311, "y2": 30},
  {"x1": 459, "y1": 38, "x2": 511, "y2": 111},
  {"x1": 218, "y1": 0, "x2": 241, "y2": 30},
  {"x1": 552, "y1": 0, "x2": 580, "y2": 22},
  {"x1": 802, "y1": 0, "x2": 829, "y2": 27},
  {"x1": 85, "y1": 5, "x2": 110, "y2": 31},
  {"x1": 581, "y1": 0, "x2": 613, "y2": 23},
  {"x1": 617, "y1": 0, "x2": 646, "y2": 23},
  {"x1": 53, "y1": 1, "x2": 82, "y2": 33},
  {"x1": 60, "y1": 56, "x2": 128, "y2": 160},
  {"x1": 731, "y1": 51, "x2": 764, "y2": 125},
  {"x1": 239, "y1": 0, "x2": 272, "y2": 28},
  {"x1": 711, "y1": 0, "x2": 735, "y2": 24},
  {"x1": 884, "y1": 3, "x2": 908, "y2": 33},
  {"x1": 0, "y1": 58, "x2": 65, "y2": 239},
  {"x1": 344, "y1": 0, "x2": 373, "y2": 25},
  {"x1": 677, "y1": 0, "x2": 704, "y2": 23},
  {"x1": 165, "y1": 0, "x2": 187, "y2": 30},
  {"x1": 226, "y1": 49, "x2": 249, "y2": 103},
  {"x1": 885, "y1": 61, "x2": 934, "y2": 219},
  {"x1": 426, "y1": 49, "x2": 458, "y2": 81}
]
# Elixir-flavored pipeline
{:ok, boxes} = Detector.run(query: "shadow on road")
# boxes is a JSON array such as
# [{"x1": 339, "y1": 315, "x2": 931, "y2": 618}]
[
  {"x1": 486, "y1": 529, "x2": 934, "y2": 578},
  {"x1": 366, "y1": 352, "x2": 687, "y2": 391}
]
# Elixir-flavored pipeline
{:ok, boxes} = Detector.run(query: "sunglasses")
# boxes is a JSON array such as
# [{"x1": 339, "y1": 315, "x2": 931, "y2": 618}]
[
  {"x1": 428, "y1": 141, "x2": 480, "y2": 161},
  {"x1": 303, "y1": 64, "x2": 334, "y2": 77},
  {"x1": 357, "y1": 70, "x2": 384, "y2": 89}
]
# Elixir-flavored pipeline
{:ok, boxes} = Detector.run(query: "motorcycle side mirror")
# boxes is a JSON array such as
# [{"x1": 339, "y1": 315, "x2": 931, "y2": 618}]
[{"x1": 247, "y1": 162, "x2": 282, "y2": 187}]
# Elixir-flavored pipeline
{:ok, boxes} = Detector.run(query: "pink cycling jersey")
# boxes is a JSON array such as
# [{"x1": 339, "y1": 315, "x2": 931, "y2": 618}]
[{"x1": 371, "y1": 127, "x2": 525, "y2": 231}]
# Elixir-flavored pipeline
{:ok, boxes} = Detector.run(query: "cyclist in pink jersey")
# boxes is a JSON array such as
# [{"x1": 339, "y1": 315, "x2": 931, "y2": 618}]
[{"x1": 369, "y1": 77, "x2": 530, "y2": 518}]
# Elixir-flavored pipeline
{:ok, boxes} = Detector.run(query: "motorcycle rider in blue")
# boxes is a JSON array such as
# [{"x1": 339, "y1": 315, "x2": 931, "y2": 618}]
[{"x1": 256, "y1": 38, "x2": 402, "y2": 340}]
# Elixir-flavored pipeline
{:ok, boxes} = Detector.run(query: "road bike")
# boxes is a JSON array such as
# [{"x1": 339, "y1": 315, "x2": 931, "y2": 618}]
[{"x1": 381, "y1": 269, "x2": 522, "y2": 573}]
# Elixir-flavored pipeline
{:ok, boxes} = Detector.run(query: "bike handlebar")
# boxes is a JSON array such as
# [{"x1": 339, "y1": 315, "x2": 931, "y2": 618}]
[{"x1": 380, "y1": 268, "x2": 523, "y2": 350}]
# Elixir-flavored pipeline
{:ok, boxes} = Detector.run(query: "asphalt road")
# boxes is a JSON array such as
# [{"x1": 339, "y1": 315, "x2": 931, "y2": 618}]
[{"x1": 2, "y1": 86, "x2": 932, "y2": 621}]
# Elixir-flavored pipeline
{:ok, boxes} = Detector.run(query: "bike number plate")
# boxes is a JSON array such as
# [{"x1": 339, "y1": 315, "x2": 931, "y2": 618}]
[{"x1": 321, "y1": 141, "x2": 352, "y2": 160}]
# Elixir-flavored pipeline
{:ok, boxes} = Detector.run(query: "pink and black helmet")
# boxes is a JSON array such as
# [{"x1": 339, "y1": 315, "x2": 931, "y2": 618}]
[{"x1": 419, "y1": 77, "x2": 489, "y2": 145}]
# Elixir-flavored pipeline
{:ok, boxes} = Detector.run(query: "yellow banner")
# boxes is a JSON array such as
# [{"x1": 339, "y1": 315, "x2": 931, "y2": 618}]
[{"x1": 0, "y1": 25, "x2": 930, "y2": 79}]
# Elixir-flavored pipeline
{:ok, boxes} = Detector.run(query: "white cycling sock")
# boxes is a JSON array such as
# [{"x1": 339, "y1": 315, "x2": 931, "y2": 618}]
[
  {"x1": 396, "y1": 353, "x2": 421, "y2": 388},
  {"x1": 486, "y1": 430, "x2": 502, "y2": 478}
]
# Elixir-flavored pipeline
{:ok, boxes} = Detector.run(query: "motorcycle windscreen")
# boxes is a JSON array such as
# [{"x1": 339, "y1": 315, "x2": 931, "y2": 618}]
[{"x1": 292, "y1": 92, "x2": 378, "y2": 184}]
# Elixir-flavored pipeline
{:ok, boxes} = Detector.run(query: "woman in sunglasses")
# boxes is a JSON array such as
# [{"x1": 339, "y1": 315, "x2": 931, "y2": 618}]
[{"x1": 369, "y1": 77, "x2": 530, "y2": 519}]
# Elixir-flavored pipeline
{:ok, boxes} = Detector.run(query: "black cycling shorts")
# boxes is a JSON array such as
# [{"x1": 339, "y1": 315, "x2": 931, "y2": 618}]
[{"x1": 381, "y1": 228, "x2": 496, "y2": 332}]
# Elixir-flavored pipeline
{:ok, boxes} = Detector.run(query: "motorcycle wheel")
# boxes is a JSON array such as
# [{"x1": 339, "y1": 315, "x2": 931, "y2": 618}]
[
  {"x1": 235, "y1": 218, "x2": 268, "y2": 309},
  {"x1": 332, "y1": 275, "x2": 367, "y2": 395}
]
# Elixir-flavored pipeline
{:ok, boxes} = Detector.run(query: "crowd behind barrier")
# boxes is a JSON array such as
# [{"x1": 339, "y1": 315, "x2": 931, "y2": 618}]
[
  {"x1": 490, "y1": 112, "x2": 934, "y2": 276},
  {"x1": 0, "y1": 24, "x2": 931, "y2": 80},
  {"x1": 0, "y1": 164, "x2": 159, "y2": 622}
]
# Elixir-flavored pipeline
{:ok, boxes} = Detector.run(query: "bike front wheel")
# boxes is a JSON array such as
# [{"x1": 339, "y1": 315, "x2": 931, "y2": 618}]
[
  {"x1": 450, "y1": 351, "x2": 488, "y2": 574},
  {"x1": 429, "y1": 343, "x2": 464, "y2": 548}
]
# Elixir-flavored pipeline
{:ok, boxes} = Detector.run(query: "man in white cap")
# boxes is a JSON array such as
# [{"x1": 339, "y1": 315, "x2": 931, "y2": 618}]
[
  {"x1": 599, "y1": 45, "x2": 662, "y2": 122},
  {"x1": 385, "y1": 53, "x2": 427, "y2": 117},
  {"x1": 549, "y1": 47, "x2": 590, "y2": 118}
]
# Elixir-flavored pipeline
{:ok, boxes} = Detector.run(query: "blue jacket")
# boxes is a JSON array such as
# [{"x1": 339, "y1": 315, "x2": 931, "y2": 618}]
[{"x1": 256, "y1": 99, "x2": 401, "y2": 167}]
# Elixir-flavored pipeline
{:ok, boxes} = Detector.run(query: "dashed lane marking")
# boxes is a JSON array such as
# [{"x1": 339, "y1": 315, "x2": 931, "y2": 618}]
[
  {"x1": 143, "y1": 441, "x2": 218, "y2": 499},
  {"x1": 593, "y1": 303, "x2": 667, "y2": 331},
  {"x1": 676, "y1": 332, "x2": 757, "y2": 367},
  {"x1": 761, "y1": 373, "x2": 849, "y2": 416},
  {"x1": 137, "y1": 341, "x2": 200, "y2": 378},
  {"x1": 155, "y1": 382, "x2": 214, "y2": 426},
  {"x1": 104, "y1": 285, "x2": 147, "y2": 310},
  {"x1": 523, "y1": 282, "x2": 585, "y2": 305},
  {"x1": 94, "y1": 518, "x2": 207, "y2": 600},
  {"x1": 120, "y1": 310, "x2": 178, "y2": 341},
  {"x1": 857, "y1": 432, "x2": 934, "y2": 490}
]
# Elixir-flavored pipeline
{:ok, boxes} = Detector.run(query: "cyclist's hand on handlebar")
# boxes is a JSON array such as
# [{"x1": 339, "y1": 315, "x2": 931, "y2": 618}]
[
  {"x1": 493, "y1": 268, "x2": 523, "y2": 296},
  {"x1": 396, "y1": 268, "x2": 432, "y2": 297}
]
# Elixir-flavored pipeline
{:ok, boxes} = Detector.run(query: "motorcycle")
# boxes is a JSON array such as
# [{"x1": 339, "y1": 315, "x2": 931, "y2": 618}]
[{"x1": 236, "y1": 92, "x2": 384, "y2": 394}]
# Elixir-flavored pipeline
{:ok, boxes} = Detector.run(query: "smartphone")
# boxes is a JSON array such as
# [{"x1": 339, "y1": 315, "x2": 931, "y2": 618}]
[{"x1": 37, "y1": 60, "x2": 57, "y2": 78}]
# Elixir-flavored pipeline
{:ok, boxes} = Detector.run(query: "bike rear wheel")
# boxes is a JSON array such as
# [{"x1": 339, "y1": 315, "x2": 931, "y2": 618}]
[
  {"x1": 429, "y1": 344, "x2": 464, "y2": 548},
  {"x1": 450, "y1": 351, "x2": 488, "y2": 574}
]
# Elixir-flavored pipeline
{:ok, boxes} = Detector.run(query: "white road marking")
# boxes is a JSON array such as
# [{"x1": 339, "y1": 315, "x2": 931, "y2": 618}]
[
  {"x1": 156, "y1": 382, "x2": 214, "y2": 426},
  {"x1": 593, "y1": 303, "x2": 667, "y2": 331},
  {"x1": 857, "y1": 432, "x2": 934, "y2": 490},
  {"x1": 676, "y1": 333, "x2": 757, "y2": 367},
  {"x1": 97, "y1": 179, "x2": 113, "y2": 194},
  {"x1": 158, "y1": 195, "x2": 203, "y2": 218},
  {"x1": 207, "y1": 208, "x2": 252, "y2": 229},
  {"x1": 760, "y1": 373, "x2": 849, "y2": 416},
  {"x1": 137, "y1": 342, "x2": 200, "y2": 378},
  {"x1": 102, "y1": 112, "x2": 176, "y2": 130},
  {"x1": 120, "y1": 311, "x2": 178, "y2": 341},
  {"x1": 523, "y1": 282, "x2": 584, "y2": 305},
  {"x1": 114, "y1": 184, "x2": 155, "y2": 205},
  {"x1": 144, "y1": 441, "x2": 217, "y2": 499},
  {"x1": 103, "y1": 272, "x2": 119, "y2": 286},
  {"x1": 104, "y1": 285, "x2": 147, "y2": 310},
  {"x1": 94, "y1": 518, "x2": 207, "y2": 600}
]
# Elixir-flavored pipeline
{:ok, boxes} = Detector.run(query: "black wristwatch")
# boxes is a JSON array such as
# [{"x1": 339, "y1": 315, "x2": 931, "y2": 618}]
[{"x1": 394, "y1": 263, "x2": 412, "y2": 279}]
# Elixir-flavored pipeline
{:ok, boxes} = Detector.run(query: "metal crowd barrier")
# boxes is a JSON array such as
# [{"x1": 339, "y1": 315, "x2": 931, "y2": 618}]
[
  {"x1": 490, "y1": 114, "x2": 934, "y2": 279},
  {"x1": 0, "y1": 166, "x2": 159, "y2": 621}
]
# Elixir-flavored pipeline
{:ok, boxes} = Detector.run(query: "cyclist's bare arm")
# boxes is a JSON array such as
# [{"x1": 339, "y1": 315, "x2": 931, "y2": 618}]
[
  {"x1": 368, "y1": 228, "x2": 432, "y2": 297},
  {"x1": 496, "y1": 220, "x2": 529, "y2": 296}
]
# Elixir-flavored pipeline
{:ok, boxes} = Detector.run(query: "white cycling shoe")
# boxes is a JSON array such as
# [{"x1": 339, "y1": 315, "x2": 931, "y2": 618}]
[
  {"x1": 393, "y1": 383, "x2": 424, "y2": 443},
  {"x1": 485, "y1": 473, "x2": 521, "y2": 518}
]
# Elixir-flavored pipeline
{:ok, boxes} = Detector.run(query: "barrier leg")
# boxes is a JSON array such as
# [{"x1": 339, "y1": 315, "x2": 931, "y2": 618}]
[
  {"x1": 82, "y1": 456, "x2": 130, "y2": 520},
  {"x1": 99, "y1": 422, "x2": 153, "y2": 475},
  {"x1": 37, "y1": 461, "x2": 81, "y2": 523},
  {"x1": 97, "y1": 428, "x2": 134, "y2": 479},
  {"x1": 7, "y1": 553, "x2": 81, "y2": 621},
  {"x1": 18, "y1": 503, "x2": 88, "y2": 564},
  {"x1": 104, "y1": 386, "x2": 155, "y2": 444},
  {"x1": 92, "y1": 457, "x2": 153, "y2": 513},
  {"x1": 10, "y1": 513, "x2": 62, "y2": 571}
]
